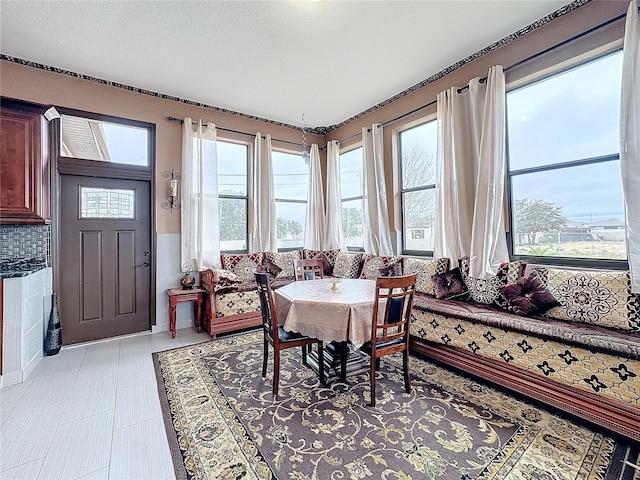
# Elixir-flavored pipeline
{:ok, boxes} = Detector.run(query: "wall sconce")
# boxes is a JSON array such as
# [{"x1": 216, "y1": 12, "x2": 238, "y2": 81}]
[{"x1": 162, "y1": 169, "x2": 181, "y2": 213}]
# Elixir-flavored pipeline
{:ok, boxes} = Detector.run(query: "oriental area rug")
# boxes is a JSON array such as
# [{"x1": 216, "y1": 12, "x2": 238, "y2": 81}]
[{"x1": 153, "y1": 331, "x2": 638, "y2": 480}]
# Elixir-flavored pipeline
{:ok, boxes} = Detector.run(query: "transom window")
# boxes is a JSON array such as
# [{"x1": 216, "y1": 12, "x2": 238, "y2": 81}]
[
  {"x1": 507, "y1": 50, "x2": 625, "y2": 265},
  {"x1": 272, "y1": 151, "x2": 309, "y2": 250},
  {"x1": 60, "y1": 114, "x2": 150, "y2": 166},
  {"x1": 217, "y1": 141, "x2": 249, "y2": 252},
  {"x1": 399, "y1": 120, "x2": 437, "y2": 255},
  {"x1": 339, "y1": 147, "x2": 364, "y2": 250}
]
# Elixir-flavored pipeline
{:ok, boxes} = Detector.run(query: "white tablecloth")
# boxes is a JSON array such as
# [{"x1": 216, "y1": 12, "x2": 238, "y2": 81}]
[{"x1": 274, "y1": 279, "x2": 376, "y2": 347}]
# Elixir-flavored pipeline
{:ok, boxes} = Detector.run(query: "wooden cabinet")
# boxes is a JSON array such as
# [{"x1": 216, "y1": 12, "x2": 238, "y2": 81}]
[{"x1": 0, "y1": 100, "x2": 50, "y2": 224}]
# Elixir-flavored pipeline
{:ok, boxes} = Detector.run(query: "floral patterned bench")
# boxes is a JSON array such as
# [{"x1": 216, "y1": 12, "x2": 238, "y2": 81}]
[{"x1": 409, "y1": 263, "x2": 640, "y2": 442}]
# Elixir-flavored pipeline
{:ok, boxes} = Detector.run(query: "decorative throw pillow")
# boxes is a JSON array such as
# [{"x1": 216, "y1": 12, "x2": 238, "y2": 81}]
[
  {"x1": 501, "y1": 272, "x2": 559, "y2": 316},
  {"x1": 212, "y1": 269, "x2": 243, "y2": 293},
  {"x1": 265, "y1": 250, "x2": 301, "y2": 279},
  {"x1": 360, "y1": 255, "x2": 403, "y2": 280},
  {"x1": 378, "y1": 260, "x2": 403, "y2": 277},
  {"x1": 302, "y1": 249, "x2": 339, "y2": 276},
  {"x1": 459, "y1": 257, "x2": 528, "y2": 306},
  {"x1": 332, "y1": 252, "x2": 363, "y2": 279},
  {"x1": 257, "y1": 256, "x2": 282, "y2": 278},
  {"x1": 220, "y1": 252, "x2": 264, "y2": 283},
  {"x1": 538, "y1": 268, "x2": 635, "y2": 330},
  {"x1": 403, "y1": 257, "x2": 450, "y2": 296},
  {"x1": 494, "y1": 260, "x2": 528, "y2": 310},
  {"x1": 432, "y1": 267, "x2": 469, "y2": 300}
]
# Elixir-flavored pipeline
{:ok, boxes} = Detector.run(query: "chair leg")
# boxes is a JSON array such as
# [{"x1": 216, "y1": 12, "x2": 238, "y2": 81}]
[
  {"x1": 403, "y1": 350, "x2": 411, "y2": 394},
  {"x1": 302, "y1": 345, "x2": 309, "y2": 367},
  {"x1": 317, "y1": 342, "x2": 325, "y2": 386},
  {"x1": 273, "y1": 348, "x2": 281, "y2": 398},
  {"x1": 370, "y1": 355, "x2": 377, "y2": 407},
  {"x1": 375, "y1": 358, "x2": 381, "y2": 371},
  {"x1": 262, "y1": 339, "x2": 268, "y2": 377}
]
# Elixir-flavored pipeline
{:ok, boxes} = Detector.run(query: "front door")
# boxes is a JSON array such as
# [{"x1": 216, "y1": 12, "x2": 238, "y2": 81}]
[{"x1": 59, "y1": 175, "x2": 151, "y2": 344}]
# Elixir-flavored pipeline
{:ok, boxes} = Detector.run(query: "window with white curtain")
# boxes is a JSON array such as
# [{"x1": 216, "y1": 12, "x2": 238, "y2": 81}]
[
  {"x1": 507, "y1": 49, "x2": 626, "y2": 265},
  {"x1": 399, "y1": 120, "x2": 437, "y2": 255},
  {"x1": 218, "y1": 140, "x2": 249, "y2": 252},
  {"x1": 272, "y1": 151, "x2": 309, "y2": 250},
  {"x1": 339, "y1": 147, "x2": 364, "y2": 250}
]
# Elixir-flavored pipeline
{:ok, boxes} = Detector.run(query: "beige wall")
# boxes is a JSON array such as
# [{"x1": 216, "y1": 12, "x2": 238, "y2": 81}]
[
  {"x1": 326, "y1": 0, "x2": 627, "y2": 236},
  {"x1": 0, "y1": 0, "x2": 628, "y2": 239},
  {"x1": 0, "y1": 62, "x2": 323, "y2": 234}
]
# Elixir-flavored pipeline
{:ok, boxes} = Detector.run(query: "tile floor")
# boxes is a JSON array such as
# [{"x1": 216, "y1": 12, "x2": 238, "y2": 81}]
[{"x1": 0, "y1": 327, "x2": 210, "y2": 480}]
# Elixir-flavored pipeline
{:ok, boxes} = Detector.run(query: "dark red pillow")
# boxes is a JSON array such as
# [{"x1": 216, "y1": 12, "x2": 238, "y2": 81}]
[
  {"x1": 501, "y1": 272, "x2": 559, "y2": 316},
  {"x1": 431, "y1": 267, "x2": 469, "y2": 300},
  {"x1": 257, "y1": 257, "x2": 282, "y2": 278},
  {"x1": 378, "y1": 260, "x2": 402, "y2": 277}
]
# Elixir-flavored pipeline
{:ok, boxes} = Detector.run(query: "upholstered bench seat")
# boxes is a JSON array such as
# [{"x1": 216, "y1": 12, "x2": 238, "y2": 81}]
[{"x1": 412, "y1": 293, "x2": 640, "y2": 361}]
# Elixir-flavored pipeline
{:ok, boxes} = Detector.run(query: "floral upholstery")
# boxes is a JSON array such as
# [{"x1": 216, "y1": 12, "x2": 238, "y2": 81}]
[
  {"x1": 359, "y1": 254, "x2": 402, "y2": 280},
  {"x1": 535, "y1": 267, "x2": 640, "y2": 331},
  {"x1": 265, "y1": 250, "x2": 302, "y2": 279},
  {"x1": 402, "y1": 257, "x2": 449, "y2": 295},
  {"x1": 332, "y1": 252, "x2": 363, "y2": 279},
  {"x1": 460, "y1": 257, "x2": 527, "y2": 307},
  {"x1": 215, "y1": 290, "x2": 261, "y2": 318},
  {"x1": 411, "y1": 303, "x2": 640, "y2": 407},
  {"x1": 302, "y1": 249, "x2": 340, "y2": 276},
  {"x1": 220, "y1": 252, "x2": 264, "y2": 283}
]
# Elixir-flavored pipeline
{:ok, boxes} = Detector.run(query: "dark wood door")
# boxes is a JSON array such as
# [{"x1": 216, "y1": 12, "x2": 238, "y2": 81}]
[{"x1": 59, "y1": 175, "x2": 151, "y2": 344}]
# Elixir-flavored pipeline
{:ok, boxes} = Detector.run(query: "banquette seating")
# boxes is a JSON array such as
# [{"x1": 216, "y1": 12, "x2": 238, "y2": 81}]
[{"x1": 199, "y1": 249, "x2": 640, "y2": 441}]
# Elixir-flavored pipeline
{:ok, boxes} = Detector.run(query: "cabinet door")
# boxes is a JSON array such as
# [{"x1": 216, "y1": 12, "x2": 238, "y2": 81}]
[{"x1": 0, "y1": 107, "x2": 49, "y2": 223}]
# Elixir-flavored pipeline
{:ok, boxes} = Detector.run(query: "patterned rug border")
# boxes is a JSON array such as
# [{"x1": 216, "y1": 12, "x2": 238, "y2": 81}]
[
  {"x1": 154, "y1": 351, "x2": 189, "y2": 480},
  {"x1": 153, "y1": 333, "x2": 638, "y2": 480}
]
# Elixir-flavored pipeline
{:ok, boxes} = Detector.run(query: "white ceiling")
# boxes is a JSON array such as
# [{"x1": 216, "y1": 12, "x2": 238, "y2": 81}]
[{"x1": 1, "y1": 1, "x2": 574, "y2": 129}]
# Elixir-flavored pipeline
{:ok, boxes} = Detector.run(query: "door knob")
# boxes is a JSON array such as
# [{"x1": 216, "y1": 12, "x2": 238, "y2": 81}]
[{"x1": 135, "y1": 261, "x2": 150, "y2": 268}]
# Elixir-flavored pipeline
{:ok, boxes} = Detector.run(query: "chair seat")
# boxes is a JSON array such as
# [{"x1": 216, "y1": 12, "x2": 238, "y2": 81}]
[
  {"x1": 360, "y1": 337, "x2": 404, "y2": 352},
  {"x1": 278, "y1": 326, "x2": 306, "y2": 342}
]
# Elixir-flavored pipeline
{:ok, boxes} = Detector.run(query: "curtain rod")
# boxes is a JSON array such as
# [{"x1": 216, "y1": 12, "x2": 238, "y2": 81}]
[
  {"x1": 333, "y1": 10, "x2": 628, "y2": 145},
  {"x1": 166, "y1": 116, "x2": 324, "y2": 150}
]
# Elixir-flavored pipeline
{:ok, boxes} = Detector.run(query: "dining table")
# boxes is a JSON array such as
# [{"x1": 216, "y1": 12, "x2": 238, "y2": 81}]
[{"x1": 273, "y1": 278, "x2": 377, "y2": 381}]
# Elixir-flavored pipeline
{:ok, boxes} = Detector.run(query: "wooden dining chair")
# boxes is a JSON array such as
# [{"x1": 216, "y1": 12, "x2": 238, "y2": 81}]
[
  {"x1": 293, "y1": 258, "x2": 324, "y2": 281},
  {"x1": 255, "y1": 271, "x2": 325, "y2": 397},
  {"x1": 362, "y1": 274, "x2": 417, "y2": 407}
]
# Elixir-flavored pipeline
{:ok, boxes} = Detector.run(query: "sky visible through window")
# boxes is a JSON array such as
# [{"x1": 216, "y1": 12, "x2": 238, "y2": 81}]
[
  {"x1": 508, "y1": 50, "x2": 625, "y2": 260},
  {"x1": 507, "y1": 50, "x2": 623, "y2": 224},
  {"x1": 101, "y1": 123, "x2": 148, "y2": 166}
]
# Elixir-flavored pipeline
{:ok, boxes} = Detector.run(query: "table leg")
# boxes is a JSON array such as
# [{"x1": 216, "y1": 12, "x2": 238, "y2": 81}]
[
  {"x1": 339, "y1": 342, "x2": 348, "y2": 382},
  {"x1": 169, "y1": 300, "x2": 177, "y2": 339},
  {"x1": 194, "y1": 296, "x2": 202, "y2": 333}
]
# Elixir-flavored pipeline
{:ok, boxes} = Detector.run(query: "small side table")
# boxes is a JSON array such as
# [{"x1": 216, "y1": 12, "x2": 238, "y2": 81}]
[{"x1": 166, "y1": 287, "x2": 205, "y2": 338}]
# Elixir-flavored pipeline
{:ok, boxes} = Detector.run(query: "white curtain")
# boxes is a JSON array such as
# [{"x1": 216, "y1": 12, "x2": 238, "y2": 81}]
[
  {"x1": 323, "y1": 140, "x2": 347, "y2": 251},
  {"x1": 362, "y1": 124, "x2": 393, "y2": 255},
  {"x1": 252, "y1": 133, "x2": 277, "y2": 252},
  {"x1": 181, "y1": 118, "x2": 220, "y2": 270},
  {"x1": 434, "y1": 66, "x2": 509, "y2": 278},
  {"x1": 304, "y1": 144, "x2": 325, "y2": 250},
  {"x1": 621, "y1": 0, "x2": 640, "y2": 293}
]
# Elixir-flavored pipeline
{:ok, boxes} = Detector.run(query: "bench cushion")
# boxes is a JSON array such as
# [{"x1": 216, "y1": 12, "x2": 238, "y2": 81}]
[
  {"x1": 412, "y1": 293, "x2": 640, "y2": 360},
  {"x1": 534, "y1": 267, "x2": 640, "y2": 331}
]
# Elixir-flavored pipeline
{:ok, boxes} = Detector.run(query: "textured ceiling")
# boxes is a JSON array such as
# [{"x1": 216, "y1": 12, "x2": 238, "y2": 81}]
[{"x1": 1, "y1": 1, "x2": 575, "y2": 129}]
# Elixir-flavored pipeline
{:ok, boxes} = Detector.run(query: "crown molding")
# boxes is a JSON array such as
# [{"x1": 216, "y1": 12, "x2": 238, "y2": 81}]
[{"x1": 0, "y1": 0, "x2": 591, "y2": 135}]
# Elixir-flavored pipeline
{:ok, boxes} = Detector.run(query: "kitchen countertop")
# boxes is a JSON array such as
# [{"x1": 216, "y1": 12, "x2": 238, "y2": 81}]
[{"x1": 0, "y1": 257, "x2": 48, "y2": 279}]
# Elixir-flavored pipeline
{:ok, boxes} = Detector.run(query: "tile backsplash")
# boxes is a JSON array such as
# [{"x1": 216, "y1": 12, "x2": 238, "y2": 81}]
[{"x1": 0, "y1": 224, "x2": 51, "y2": 264}]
